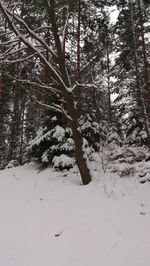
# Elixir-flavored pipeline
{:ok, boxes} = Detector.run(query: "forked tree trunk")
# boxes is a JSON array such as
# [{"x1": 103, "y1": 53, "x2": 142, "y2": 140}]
[
  {"x1": 0, "y1": 0, "x2": 91, "y2": 185},
  {"x1": 46, "y1": 0, "x2": 91, "y2": 185}
]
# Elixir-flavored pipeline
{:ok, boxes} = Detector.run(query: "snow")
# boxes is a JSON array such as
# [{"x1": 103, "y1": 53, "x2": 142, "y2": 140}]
[
  {"x1": 0, "y1": 159, "x2": 150, "y2": 266},
  {"x1": 52, "y1": 125, "x2": 65, "y2": 141},
  {"x1": 42, "y1": 151, "x2": 49, "y2": 163},
  {"x1": 108, "y1": 5, "x2": 119, "y2": 25},
  {"x1": 52, "y1": 154, "x2": 75, "y2": 169}
]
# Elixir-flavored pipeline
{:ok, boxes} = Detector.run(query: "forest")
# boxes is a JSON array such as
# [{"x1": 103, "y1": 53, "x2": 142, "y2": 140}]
[
  {"x1": 0, "y1": 0, "x2": 150, "y2": 184},
  {"x1": 0, "y1": 1, "x2": 150, "y2": 265}
]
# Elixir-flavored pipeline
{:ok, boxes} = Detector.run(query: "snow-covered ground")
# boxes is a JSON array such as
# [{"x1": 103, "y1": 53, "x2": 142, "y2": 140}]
[{"x1": 0, "y1": 160, "x2": 150, "y2": 266}]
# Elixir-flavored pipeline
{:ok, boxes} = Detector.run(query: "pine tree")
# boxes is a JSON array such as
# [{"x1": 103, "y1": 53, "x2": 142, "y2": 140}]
[
  {"x1": 113, "y1": 0, "x2": 150, "y2": 145},
  {"x1": 0, "y1": 0, "x2": 92, "y2": 184}
]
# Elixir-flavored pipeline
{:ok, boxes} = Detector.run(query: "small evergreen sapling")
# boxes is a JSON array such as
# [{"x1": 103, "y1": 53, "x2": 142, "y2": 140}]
[{"x1": 27, "y1": 101, "x2": 74, "y2": 170}]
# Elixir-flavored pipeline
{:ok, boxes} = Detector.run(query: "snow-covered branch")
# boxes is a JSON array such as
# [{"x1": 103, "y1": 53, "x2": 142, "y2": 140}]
[
  {"x1": 2, "y1": 53, "x2": 37, "y2": 64},
  {"x1": 0, "y1": 38, "x2": 19, "y2": 47},
  {"x1": 37, "y1": 101, "x2": 72, "y2": 121},
  {"x1": 0, "y1": 1, "x2": 70, "y2": 93},
  {"x1": 6, "y1": 73, "x2": 59, "y2": 95},
  {"x1": 53, "y1": 103, "x2": 73, "y2": 121},
  {"x1": 0, "y1": 45, "x2": 28, "y2": 59},
  {"x1": 33, "y1": 26, "x2": 52, "y2": 33},
  {"x1": 76, "y1": 81, "x2": 98, "y2": 89},
  {"x1": 1, "y1": 2, "x2": 58, "y2": 61}
]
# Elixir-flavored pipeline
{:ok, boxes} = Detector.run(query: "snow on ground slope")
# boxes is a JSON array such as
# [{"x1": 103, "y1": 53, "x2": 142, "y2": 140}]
[{"x1": 0, "y1": 162, "x2": 150, "y2": 266}]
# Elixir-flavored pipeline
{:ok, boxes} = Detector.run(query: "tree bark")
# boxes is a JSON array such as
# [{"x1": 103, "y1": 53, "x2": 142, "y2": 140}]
[
  {"x1": 0, "y1": 63, "x2": 4, "y2": 129},
  {"x1": 128, "y1": 0, "x2": 150, "y2": 144},
  {"x1": 62, "y1": 0, "x2": 68, "y2": 55},
  {"x1": 106, "y1": 27, "x2": 112, "y2": 124},
  {"x1": 0, "y1": 0, "x2": 91, "y2": 184},
  {"x1": 8, "y1": 46, "x2": 21, "y2": 161},
  {"x1": 0, "y1": 61, "x2": 5, "y2": 163},
  {"x1": 137, "y1": 0, "x2": 150, "y2": 115},
  {"x1": 46, "y1": 0, "x2": 91, "y2": 185},
  {"x1": 76, "y1": 0, "x2": 81, "y2": 84}
]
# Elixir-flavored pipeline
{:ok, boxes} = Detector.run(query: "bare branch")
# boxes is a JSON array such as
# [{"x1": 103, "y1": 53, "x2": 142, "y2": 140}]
[
  {"x1": 76, "y1": 81, "x2": 97, "y2": 89},
  {"x1": 33, "y1": 26, "x2": 52, "y2": 33},
  {"x1": 1, "y1": 2, "x2": 58, "y2": 60},
  {"x1": 0, "y1": 44, "x2": 28, "y2": 59},
  {"x1": 0, "y1": 38, "x2": 19, "y2": 46},
  {"x1": 37, "y1": 101, "x2": 72, "y2": 121},
  {"x1": 0, "y1": 30, "x2": 14, "y2": 38},
  {"x1": 2, "y1": 53, "x2": 38, "y2": 63},
  {"x1": 53, "y1": 103, "x2": 72, "y2": 121},
  {"x1": 6, "y1": 72, "x2": 59, "y2": 94},
  {"x1": 0, "y1": 2, "x2": 70, "y2": 93}
]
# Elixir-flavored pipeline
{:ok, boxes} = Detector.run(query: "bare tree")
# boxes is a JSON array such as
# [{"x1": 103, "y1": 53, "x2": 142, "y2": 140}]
[{"x1": 0, "y1": 0, "x2": 91, "y2": 185}]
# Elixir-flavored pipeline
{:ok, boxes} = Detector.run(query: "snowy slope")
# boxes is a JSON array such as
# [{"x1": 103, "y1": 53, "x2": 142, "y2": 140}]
[{"x1": 0, "y1": 162, "x2": 150, "y2": 266}]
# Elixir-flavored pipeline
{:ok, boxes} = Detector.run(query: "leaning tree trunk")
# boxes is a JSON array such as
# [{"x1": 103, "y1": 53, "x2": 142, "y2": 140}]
[
  {"x1": 0, "y1": 0, "x2": 91, "y2": 185},
  {"x1": 67, "y1": 94, "x2": 91, "y2": 185},
  {"x1": 46, "y1": 0, "x2": 91, "y2": 185}
]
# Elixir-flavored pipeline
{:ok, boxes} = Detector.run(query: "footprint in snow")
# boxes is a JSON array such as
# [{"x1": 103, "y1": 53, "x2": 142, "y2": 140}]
[
  {"x1": 54, "y1": 229, "x2": 64, "y2": 237},
  {"x1": 140, "y1": 211, "x2": 146, "y2": 215},
  {"x1": 139, "y1": 203, "x2": 147, "y2": 215}
]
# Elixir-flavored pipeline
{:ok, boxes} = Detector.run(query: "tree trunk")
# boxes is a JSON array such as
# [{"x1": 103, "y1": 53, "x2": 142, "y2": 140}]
[
  {"x1": 0, "y1": 61, "x2": 5, "y2": 165},
  {"x1": 106, "y1": 27, "x2": 112, "y2": 124},
  {"x1": 0, "y1": 63, "x2": 4, "y2": 130},
  {"x1": 76, "y1": 0, "x2": 81, "y2": 84},
  {"x1": 137, "y1": 0, "x2": 150, "y2": 115},
  {"x1": 19, "y1": 92, "x2": 26, "y2": 164},
  {"x1": 128, "y1": 0, "x2": 150, "y2": 144},
  {"x1": 8, "y1": 66, "x2": 20, "y2": 161},
  {"x1": 0, "y1": 0, "x2": 92, "y2": 184},
  {"x1": 71, "y1": 122, "x2": 91, "y2": 185},
  {"x1": 46, "y1": 0, "x2": 91, "y2": 185},
  {"x1": 66, "y1": 93, "x2": 91, "y2": 185},
  {"x1": 8, "y1": 43, "x2": 21, "y2": 161},
  {"x1": 62, "y1": 0, "x2": 68, "y2": 55}
]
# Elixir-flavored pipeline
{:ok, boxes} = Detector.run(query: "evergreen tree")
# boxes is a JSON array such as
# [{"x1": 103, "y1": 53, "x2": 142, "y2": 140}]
[
  {"x1": 113, "y1": 0, "x2": 150, "y2": 145},
  {"x1": 0, "y1": 0, "x2": 92, "y2": 184}
]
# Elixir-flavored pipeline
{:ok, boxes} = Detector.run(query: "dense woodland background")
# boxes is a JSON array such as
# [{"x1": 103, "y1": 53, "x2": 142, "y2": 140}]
[{"x1": 0, "y1": 0, "x2": 150, "y2": 180}]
